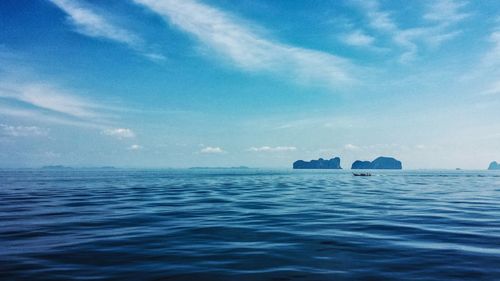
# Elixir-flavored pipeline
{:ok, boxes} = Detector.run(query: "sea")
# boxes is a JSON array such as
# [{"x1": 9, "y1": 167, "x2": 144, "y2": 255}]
[{"x1": 1, "y1": 169, "x2": 500, "y2": 281}]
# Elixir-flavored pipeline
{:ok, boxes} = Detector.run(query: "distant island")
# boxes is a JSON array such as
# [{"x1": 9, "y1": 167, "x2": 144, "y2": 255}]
[
  {"x1": 41, "y1": 166, "x2": 118, "y2": 170},
  {"x1": 488, "y1": 161, "x2": 500, "y2": 170},
  {"x1": 352, "y1": 156, "x2": 402, "y2": 169},
  {"x1": 41, "y1": 165, "x2": 73, "y2": 170},
  {"x1": 293, "y1": 157, "x2": 342, "y2": 169},
  {"x1": 189, "y1": 166, "x2": 250, "y2": 170},
  {"x1": 292, "y1": 156, "x2": 403, "y2": 170}
]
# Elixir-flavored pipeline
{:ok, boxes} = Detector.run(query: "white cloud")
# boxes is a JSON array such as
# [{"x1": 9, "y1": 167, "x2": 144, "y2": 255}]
[
  {"x1": 200, "y1": 146, "x2": 225, "y2": 154},
  {"x1": 247, "y1": 146, "x2": 297, "y2": 152},
  {"x1": 133, "y1": 0, "x2": 354, "y2": 87},
  {"x1": 341, "y1": 29, "x2": 375, "y2": 47},
  {"x1": 49, "y1": 0, "x2": 164, "y2": 60},
  {"x1": 344, "y1": 144, "x2": 360, "y2": 151},
  {"x1": 0, "y1": 124, "x2": 49, "y2": 137},
  {"x1": 128, "y1": 144, "x2": 143, "y2": 150},
  {"x1": 102, "y1": 128, "x2": 135, "y2": 139}
]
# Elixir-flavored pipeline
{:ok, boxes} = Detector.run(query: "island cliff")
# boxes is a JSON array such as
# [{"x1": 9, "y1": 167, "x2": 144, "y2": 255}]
[
  {"x1": 293, "y1": 157, "x2": 342, "y2": 169},
  {"x1": 351, "y1": 156, "x2": 402, "y2": 170},
  {"x1": 488, "y1": 161, "x2": 500, "y2": 170}
]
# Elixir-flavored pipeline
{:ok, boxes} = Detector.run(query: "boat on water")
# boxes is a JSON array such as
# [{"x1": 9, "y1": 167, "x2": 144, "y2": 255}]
[{"x1": 353, "y1": 173, "x2": 372, "y2": 176}]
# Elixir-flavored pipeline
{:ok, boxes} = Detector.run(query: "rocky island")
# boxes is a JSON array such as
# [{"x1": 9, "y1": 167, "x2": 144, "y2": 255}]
[
  {"x1": 293, "y1": 157, "x2": 342, "y2": 169},
  {"x1": 488, "y1": 161, "x2": 500, "y2": 170},
  {"x1": 350, "y1": 161, "x2": 372, "y2": 169},
  {"x1": 351, "y1": 156, "x2": 402, "y2": 170}
]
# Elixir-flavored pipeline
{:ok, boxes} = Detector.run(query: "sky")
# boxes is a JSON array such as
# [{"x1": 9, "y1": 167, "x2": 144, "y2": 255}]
[{"x1": 0, "y1": 0, "x2": 499, "y2": 169}]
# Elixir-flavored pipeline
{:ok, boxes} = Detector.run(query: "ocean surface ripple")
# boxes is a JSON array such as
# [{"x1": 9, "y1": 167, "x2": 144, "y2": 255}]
[{"x1": 1, "y1": 169, "x2": 500, "y2": 280}]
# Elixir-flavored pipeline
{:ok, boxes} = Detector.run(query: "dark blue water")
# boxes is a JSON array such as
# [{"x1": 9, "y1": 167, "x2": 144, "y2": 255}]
[{"x1": 1, "y1": 169, "x2": 500, "y2": 280}]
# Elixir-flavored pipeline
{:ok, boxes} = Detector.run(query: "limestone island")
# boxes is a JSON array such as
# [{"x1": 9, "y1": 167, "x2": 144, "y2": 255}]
[
  {"x1": 488, "y1": 161, "x2": 500, "y2": 170},
  {"x1": 293, "y1": 157, "x2": 342, "y2": 169},
  {"x1": 351, "y1": 156, "x2": 402, "y2": 170}
]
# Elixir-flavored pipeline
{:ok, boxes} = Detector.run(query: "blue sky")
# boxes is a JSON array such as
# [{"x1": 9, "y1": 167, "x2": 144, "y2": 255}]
[{"x1": 0, "y1": 0, "x2": 499, "y2": 169}]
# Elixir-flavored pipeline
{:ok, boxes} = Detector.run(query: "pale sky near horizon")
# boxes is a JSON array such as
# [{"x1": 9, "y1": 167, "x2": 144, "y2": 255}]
[{"x1": 1, "y1": 0, "x2": 499, "y2": 169}]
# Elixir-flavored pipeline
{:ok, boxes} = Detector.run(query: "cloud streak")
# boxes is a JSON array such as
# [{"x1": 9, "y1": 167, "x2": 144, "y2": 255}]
[
  {"x1": 200, "y1": 146, "x2": 225, "y2": 154},
  {"x1": 0, "y1": 50, "x2": 142, "y2": 141},
  {"x1": 247, "y1": 146, "x2": 297, "y2": 152},
  {"x1": 0, "y1": 74, "x2": 129, "y2": 131},
  {"x1": 49, "y1": 0, "x2": 164, "y2": 61},
  {"x1": 102, "y1": 128, "x2": 136, "y2": 139},
  {"x1": 475, "y1": 27, "x2": 500, "y2": 96},
  {"x1": 0, "y1": 82, "x2": 99, "y2": 118},
  {"x1": 355, "y1": 0, "x2": 469, "y2": 62},
  {"x1": 133, "y1": 0, "x2": 355, "y2": 87},
  {"x1": 0, "y1": 105, "x2": 105, "y2": 129},
  {"x1": 424, "y1": 0, "x2": 470, "y2": 26},
  {"x1": 483, "y1": 29, "x2": 500, "y2": 67},
  {"x1": 0, "y1": 50, "x2": 131, "y2": 131},
  {"x1": 0, "y1": 124, "x2": 49, "y2": 137}
]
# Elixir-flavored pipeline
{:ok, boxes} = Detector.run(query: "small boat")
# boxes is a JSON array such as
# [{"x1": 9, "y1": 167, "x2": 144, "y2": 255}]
[{"x1": 353, "y1": 173, "x2": 371, "y2": 176}]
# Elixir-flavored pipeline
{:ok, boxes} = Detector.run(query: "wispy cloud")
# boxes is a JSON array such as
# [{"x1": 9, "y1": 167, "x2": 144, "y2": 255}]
[
  {"x1": 50, "y1": 0, "x2": 139, "y2": 45},
  {"x1": 359, "y1": 0, "x2": 398, "y2": 33},
  {"x1": 247, "y1": 146, "x2": 297, "y2": 152},
  {"x1": 0, "y1": 105, "x2": 104, "y2": 129},
  {"x1": 102, "y1": 128, "x2": 135, "y2": 139},
  {"x1": 0, "y1": 50, "x2": 135, "y2": 133},
  {"x1": 341, "y1": 29, "x2": 375, "y2": 47},
  {"x1": 481, "y1": 81, "x2": 500, "y2": 96},
  {"x1": 423, "y1": 0, "x2": 471, "y2": 26},
  {"x1": 200, "y1": 146, "x2": 225, "y2": 154},
  {"x1": 0, "y1": 82, "x2": 99, "y2": 118},
  {"x1": 0, "y1": 80, "x2": 133, "y2": 130},
  {"x1": 471, "y1": 25, "x2": 500, "y2": 95},
  {"x1": 133, "y1": 0, "x2": 355, "y2": 87},
  {"x1": 0, "y1": 124, "x2": 49, "y2": 137},
  {"x1": 49, "y1": 0, "x2": 164, "y2": 61},
  {"x1": 483, "y1": 29, "x2": 500, "y2": 67},
  {"x1": 355, "y1": 0, "x2": 469, "y2": 62}
]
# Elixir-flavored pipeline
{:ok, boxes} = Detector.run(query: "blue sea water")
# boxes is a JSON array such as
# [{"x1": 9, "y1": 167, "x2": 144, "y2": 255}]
[{"x1": 1, "y1": 169, "x2": 500, "y2": 280}]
